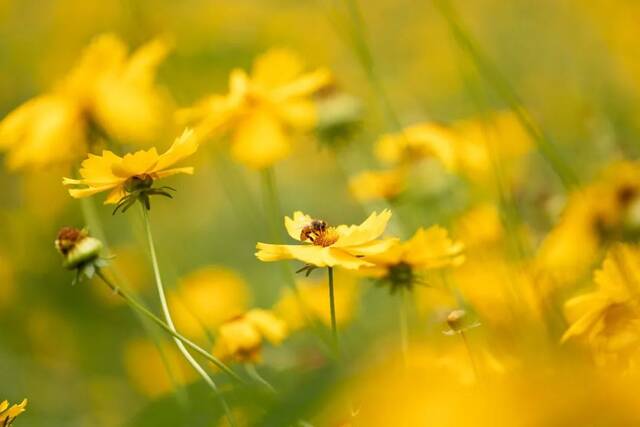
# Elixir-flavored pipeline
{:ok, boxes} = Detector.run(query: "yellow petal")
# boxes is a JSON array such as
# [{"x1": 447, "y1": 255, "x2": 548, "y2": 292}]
[
  {"x1": 252, "y1": 48, "x2": 304, "y2": 89},
  {"x1": 246, "y1": 309, "x2": 288, "y2": 344},
  {"x1": 347, "y1": 238, "x2": 400, "y2": 257},
  {"x1": 78, "y1": 151, "x2": 123, "y2": 184},
  {"x1": 255, "y1": 243, "x2": 325, "y2": 266},
  {"x1": 272, "y1": 68, "x2": 332, "y2": 100},
  {"x1": 111, "y1": 148, "x2": 159, "y2": 178},
  {"x1": 104, "y1": 185, "x2": 127, "y2": 204},
  {"x1": 284, "y1": 211, "x2": 314, "y2": 242},
  {"x1": 333, "y1": 210, "x2": 393, "y2": 248},
  {"x1": 68, "y1": 183, "x2": 118, "y2": 199},
  {"x1": 153, "y1": 166, "x2": 194, "y2": 179},
  {"x1": 230, "y1": 110, "x2": 291, "y2": 169},
  {"x1": 153, "y1": 128, "x2": 198, "y2": 172}
]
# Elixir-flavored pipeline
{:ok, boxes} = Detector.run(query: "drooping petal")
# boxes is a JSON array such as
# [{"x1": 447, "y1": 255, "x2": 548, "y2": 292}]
[
  {"x1": 284, "y1": 211, "x2": 314, "y2": 242},
  {"x1": 104, "y1": 185, "x2": 127, "y2": 204},
  {"x1": 326, "y1": 248, "x2": 374, "y2": 269},
  {"x1": 333, "y1": 210, "x2": 393, "y2": 248},
  {"x1": 255, "y1": 243, "x2": 327, "y2": 267},
  {"x1": 153, "y1": 166, "x2": 194, "y2": 179}
]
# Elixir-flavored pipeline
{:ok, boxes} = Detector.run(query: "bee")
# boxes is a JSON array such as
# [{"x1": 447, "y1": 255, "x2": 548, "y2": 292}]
[{"x1": 300, "y1": 219, "x2": 328, "y2": 243}]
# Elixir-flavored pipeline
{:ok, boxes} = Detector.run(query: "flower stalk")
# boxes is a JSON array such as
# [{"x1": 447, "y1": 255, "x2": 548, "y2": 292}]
[{"x1": 140, "y1": 206, "x2": 238, "y2": 427}]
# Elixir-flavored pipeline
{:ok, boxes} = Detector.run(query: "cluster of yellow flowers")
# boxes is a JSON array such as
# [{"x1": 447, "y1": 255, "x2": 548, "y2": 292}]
[{"x1": 5, "y1": 30, "x2": 640, "y2": 426}]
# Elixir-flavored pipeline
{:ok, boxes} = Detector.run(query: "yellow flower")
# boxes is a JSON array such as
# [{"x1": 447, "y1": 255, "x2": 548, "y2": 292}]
[
  {"x1": 179, "y1": 48, "x2": 332, "y2": 169},
  {"x1": 375, "y1": 122, "x2": 457, "y2": 169},
  {"x1": 255, "y1": 210, "x2": 398, "y2": 270},
  {"x1": 562, "y1": 244, "x2": 640, "y2": 365},
  {"x1": 536, "y1": 161, "x2": 640, "y2": 283},
  {"x1": 169, "y1": 266, "x2": 250, "y2": 339},
  {"x1": 0, "y1": 399, "x2": 27, "y2": 426},
  {"x1": 62, "y1": 128, "x2": 197, "y2": 204},
  {"x1": 213, "y1": 309, "x2": 288, "y2": 363},
  {"x1": 0, "y1": 33, "x2": 170, "y2": 171},
  {"x1": 274, "y1": 270, "x2": 360, "y2": 331},
  {"x1": 348, "y1": 169, "x2": 406, "y2": 202},
  {"x1": 363, "y1": 226, "x2": 464, "y2": 292}
]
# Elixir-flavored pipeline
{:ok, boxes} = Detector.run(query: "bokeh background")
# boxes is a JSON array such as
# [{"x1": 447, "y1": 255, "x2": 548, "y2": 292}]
[{"x1": 2, "y1": 0, "x2": 640, "y2": 426}]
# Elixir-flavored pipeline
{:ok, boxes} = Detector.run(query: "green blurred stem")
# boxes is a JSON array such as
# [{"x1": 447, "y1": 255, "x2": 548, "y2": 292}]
[
  {"x1": 245, "y1": 363, "x2": 277, "y2": 395},
  {"x1": 460, "y1": 331, "x2": 480, "y2": 382},
  {"x1": 327, "y1": 267, "x2": 341, "y2": 359},
  {"x1": 397, "y1": 289, "x2": 409, "y2": 368},
  {"x1": 434, "y1": 0, "x2": 578, "y2": 189},
  {"x1": 140, "y1": 206, "x2": 238, "y2": 427},
  {"x1": 341, "y1": 0, "x2": 403, "y2": 132}
]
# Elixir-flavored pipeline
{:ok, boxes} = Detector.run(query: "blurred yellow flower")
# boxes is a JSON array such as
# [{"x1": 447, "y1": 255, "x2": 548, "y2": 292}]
[
  {"x1": 169, "y1": 266, "x2": 250, "y2": 339},
  {"x1": 274, "y1": 270, "x2": 360, "y2": 331},
  {"x1": 256, "y1": 210, "x2": 397, "y2": 269},
  {"x1": 363, "y1": 226, "x2": 464, "y2": 292},
  {"x1": 123, "y1": 338, "x2": 194, "y2": 398},
  {"x1": 0, "y1": 33, "x2": 171, "y2": 171},
  {"x1": 213, "y1": 309, "x2": 288, "y2": 363},
  {"x1": 0, "y1": 399, "x2": 27, "y2": 426},
  {"x1": 537, "y1": 161, "x2": 640, "y2": 282},
  {"x1": 375, "y1": 122, "x2": 457, "y2": 169},
  {"x1": 348, "y1": 169, "x2": 405, "y2": 202},
  {"x1": 179, "y1": 48, "x2": 332, "y2": 169},
  {"x1": 563, "y1": 244, "x2": 640, "y2": 366},
  {"x1": 62, "y1": 128, "x2": 197, "y2": 204},
  {"x1": 374, "y1": 112, "x2": 532, "y2": 186}
]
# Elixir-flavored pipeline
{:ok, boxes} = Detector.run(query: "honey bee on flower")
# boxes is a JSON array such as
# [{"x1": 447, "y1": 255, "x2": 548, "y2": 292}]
[{"x1": 256, "y1": 210, "x2": 398, "y2": 270}]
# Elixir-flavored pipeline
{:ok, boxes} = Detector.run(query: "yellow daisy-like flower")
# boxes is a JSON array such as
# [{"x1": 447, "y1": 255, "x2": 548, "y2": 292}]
[
  {"x1": 363, "y1": 226, "x2": 464, "y2": 292},
  {"x1": 348, "y1": 169, "x2": 406, "y2": 202},
  {"x1": 0, "y1": 399, "x2": 27, "y2": 426},
  {"x1": 255, "y1": 210, "x2": 398, "y2": 270},
  {"x1": 0, "y1": 33, "x2": 170, "y2": 171},
  {"x1": 213, "y1": 309, "x2": 288, "y2": 363},
  {"x1": 562, "y1": 244, "x2": 640, "y2": 366},
  {"x1": 179, "y1": 48, "x2": 332, "y2": 169},
  {"x1": 62, "y1": 128, "x2": 197, "y2": 205}
]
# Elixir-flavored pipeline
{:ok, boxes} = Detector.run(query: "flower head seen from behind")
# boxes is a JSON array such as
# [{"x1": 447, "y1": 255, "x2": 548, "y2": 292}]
[
  {"x1": 62, "y1": 128, "x2": 197, "y2": 211},
  {"x1": 0, "y1": 399, "x2": 27, "y2": 426},
  {"x1": 363, "y1": 226, "x2": 464, "y2": 293},
  {"x1": 0, "y1": 33, "x2": 171, "y2": 171},
  {"x1": 256, "y1": 210, "x2": 398, "y2": 270},
  {"x1": 179, "y1": 48, "x2": 332, "y2": 169},
  {"x1": 213, "y1": 309, "x2": 288, "y2": 364}
]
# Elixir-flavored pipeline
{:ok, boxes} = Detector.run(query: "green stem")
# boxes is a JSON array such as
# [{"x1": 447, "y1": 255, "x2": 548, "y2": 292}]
[
  {"x1": 434, "y1": 0, "x2": 578, "y2": 189},
  {"x1": 327, "y1": 267, "x2": 341, "y2": 358},
  {"x1": 79, "y1": 195, "x2": 189, "y2": 405},
  {"x1": 245, "y1": 363, "x2": 277, "y2": 395},
  {"x1": 140, "y1": 206, "x2": 237, "y2": 427},
  {"x1": 397, "y1": 289, "x2": 409, "y2": 368}
]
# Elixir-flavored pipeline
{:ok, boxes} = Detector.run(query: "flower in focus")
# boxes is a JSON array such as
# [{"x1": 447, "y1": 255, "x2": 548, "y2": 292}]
[
  {"x1": 0, "y1": 399, "x2": 27, "y2": 426},
  {"x1": 0, "y1": 33, "x2": 171, "y2": 170},
  {"x1": 537, "y1": 161, "x2": 640, "y2": 283},
  {"x1": 179, "y1": 48, "x2": 332, "y2": 169},
  {"x1": 563, "y1": 244, "x2": 640, "y2": 366},
  {"x1": 62, "y1": 128, "x2": 197, "y2": 208},
  {"x1": 348, "y1": 169, "x2": 406, "y2": 203},
  {"x1": 255, "y1": 210, "x2": 398, "y2": 270},
  {"x1": 363, "y1": 226, "x2": 464, "y2": 292},
  {"x1": 213, "y1": 309, "x2": 288, "y2": 363},
  {"x1": 169, "y1": 266, "x2": 250, "y2": 339},
  {"x1": 274, "y1": 270, "x2": 360, "y2": 331}
]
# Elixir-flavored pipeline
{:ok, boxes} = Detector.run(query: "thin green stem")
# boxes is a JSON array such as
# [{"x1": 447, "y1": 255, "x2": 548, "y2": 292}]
[
  {"x1": 94, "y1": 270, "x2": 242, "y2": 382},
  {"x1": 434, "y1": 0, "x2": 578, "y2": 189},
  {"x1": 327, "y1": 267, "x2": 341, "y2": 359},
  {"x1": 140, "y1": 206, "x2": 237, "y2": 427},
  {"x1": 245, "y1": 363, "x2": 277, "y2": 395},
  {"x1": 397, "y1": 289, "x2": 409, "y2": 368}
]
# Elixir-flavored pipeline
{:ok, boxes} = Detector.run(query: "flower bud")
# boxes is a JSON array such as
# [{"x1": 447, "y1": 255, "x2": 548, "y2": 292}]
[
  {"x1": 55, "y1": 227, "x2": 103, "y2": 270},
  {"x1": 446, "y1": 309, "x2": 467, "y2": 332}
]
